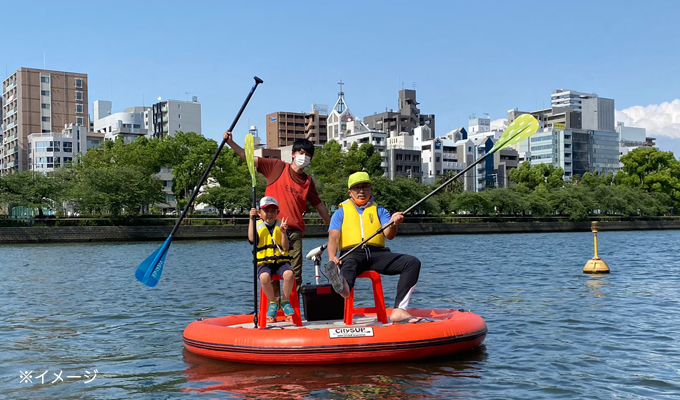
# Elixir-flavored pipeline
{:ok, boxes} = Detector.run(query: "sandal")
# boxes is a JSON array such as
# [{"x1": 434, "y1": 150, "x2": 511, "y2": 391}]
[
  {"x1": 266, "y1": 301, "x2": 279, "y2": 322},
  {"x1": 281, "y1": 300, "x2": 295, "y2": 317}
]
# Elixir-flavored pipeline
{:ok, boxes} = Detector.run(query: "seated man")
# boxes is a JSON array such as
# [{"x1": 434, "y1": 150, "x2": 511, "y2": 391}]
[{"x1": 325, "y1": 172, "x2": 423, "y2": 324}]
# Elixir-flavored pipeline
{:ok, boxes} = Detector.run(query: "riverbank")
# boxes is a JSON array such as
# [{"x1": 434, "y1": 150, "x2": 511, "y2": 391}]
[{"x1": 2, "y1": 220, "x2": 680, "y2": 244}]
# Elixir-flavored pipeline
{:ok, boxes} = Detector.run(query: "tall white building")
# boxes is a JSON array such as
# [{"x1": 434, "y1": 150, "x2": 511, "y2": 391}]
[
  {"x1": 551, "y1": 89, "x2": 615, "y2": 131},
  {"x1": 27, "y1": 124, "x2": 102, "y2": 173},
  {"x1": 93, "y1": 100, "x2": 149, "y2": 143},
  {"x1": 149, "y1": 97, "x2": 201, "y2": 138}
]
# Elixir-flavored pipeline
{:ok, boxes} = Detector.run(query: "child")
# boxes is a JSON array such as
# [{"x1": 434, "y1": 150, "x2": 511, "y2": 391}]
[{"x1": 248, "y1": 196, "x2": 296, "y2": 323}]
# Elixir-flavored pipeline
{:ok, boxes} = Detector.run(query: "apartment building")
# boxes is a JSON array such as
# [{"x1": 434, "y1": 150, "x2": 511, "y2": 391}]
[
  {"x1": 363, "y1": 89, "x2": 435, "y2": 138},
  {"x1": 266, "y1": 106, "x2": 328, "y2": 149},
  {"x1": 150, "y1": 97, "x2": 201, "y2": 138},
  {"x1": 27, "y1": 124, "x2": 103, "y2": 173},
  {"x1": 2, "y1": 68, "x2": 88, "y2": 173}
]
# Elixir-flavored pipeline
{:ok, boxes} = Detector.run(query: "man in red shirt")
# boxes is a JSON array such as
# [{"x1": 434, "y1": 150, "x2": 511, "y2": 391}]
[{"x1": 224, "y1": 131, "x2": 331, "y2": 301}]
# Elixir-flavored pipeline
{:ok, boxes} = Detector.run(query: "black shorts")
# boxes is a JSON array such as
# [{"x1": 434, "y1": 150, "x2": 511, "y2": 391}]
[{"x1": 257, "y1": 262, "x2": 293, "y2": 279}]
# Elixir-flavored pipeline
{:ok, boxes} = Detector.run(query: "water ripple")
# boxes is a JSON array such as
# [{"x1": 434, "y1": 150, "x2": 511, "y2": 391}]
[{"x1": 2, "y1": 231, "x2": 680, "y2": 399}]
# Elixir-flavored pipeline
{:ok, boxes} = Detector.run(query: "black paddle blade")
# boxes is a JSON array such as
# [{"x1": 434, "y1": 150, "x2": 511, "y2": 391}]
[{"x1": 324, "y1": 261, "x2": 344, "y2": 294}]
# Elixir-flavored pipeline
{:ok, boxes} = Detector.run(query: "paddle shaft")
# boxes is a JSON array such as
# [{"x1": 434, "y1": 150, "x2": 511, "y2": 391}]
[
  {"x1": 168, "y1": 77, "x2": 263, "y2": 238},
  {"x1": 251, "y1": 186, "x2": 258, "y2": 328},
  {"x1": 337, "y1": 123, "x2": 536, "y2": 261},
  {"x1": 338, "y1": 146, "x2": 497, "y2": 262}
]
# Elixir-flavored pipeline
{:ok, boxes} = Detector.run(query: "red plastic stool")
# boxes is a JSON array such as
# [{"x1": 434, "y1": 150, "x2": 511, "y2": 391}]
[
  {"x1": 344, "y1": 271, "x2": 389, "y2": 325},
  {"x1": 258, "y1": 275, "x2": 303, "y2": 328}
]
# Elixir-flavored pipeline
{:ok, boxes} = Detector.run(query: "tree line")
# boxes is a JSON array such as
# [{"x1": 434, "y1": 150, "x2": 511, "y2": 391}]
[{"x1": 0, "y1": 134, "x2": 677, "y2": 221}]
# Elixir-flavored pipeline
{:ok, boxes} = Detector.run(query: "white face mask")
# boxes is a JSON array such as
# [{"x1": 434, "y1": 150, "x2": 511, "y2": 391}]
[{"x1": 294, "y1": 154, "x2": 311, "y2": 168}]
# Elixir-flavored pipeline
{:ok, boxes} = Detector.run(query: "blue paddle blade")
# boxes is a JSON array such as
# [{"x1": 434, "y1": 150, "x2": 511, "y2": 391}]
[{"x1": 135, "y1": 236, "x2": 172, "y2": 287}]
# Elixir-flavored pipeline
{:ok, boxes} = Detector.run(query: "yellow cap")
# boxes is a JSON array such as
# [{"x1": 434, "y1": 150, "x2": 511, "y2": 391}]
[{"x1": 347, "y1": 171, "x2": 371, "y2": 189}]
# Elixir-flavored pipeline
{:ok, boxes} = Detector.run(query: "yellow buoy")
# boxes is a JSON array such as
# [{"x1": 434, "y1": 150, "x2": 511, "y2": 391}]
[{"x1": 583, "y1": 221, "x2": 610, "y2": 274}]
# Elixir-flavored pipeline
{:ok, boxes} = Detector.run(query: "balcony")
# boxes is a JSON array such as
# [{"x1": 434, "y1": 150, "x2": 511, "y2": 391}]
[
  {"x1": 443, "y1": 161, "x2": 466, "y2": 170},
  {"x1": 7, "y1": 146, "x2": 18, "y2": 155},
  {"x1": 6, "y1": 122, "x2": 16, "y2": 130},
  {"x1": 5, "y1": 108, "x2": 17, "y2": 118},
  {"x1": 3, "y1": 81, "x2": 16, "y2": 94}
]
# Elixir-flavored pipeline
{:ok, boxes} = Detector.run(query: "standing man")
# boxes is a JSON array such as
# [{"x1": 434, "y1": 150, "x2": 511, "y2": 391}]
[{"x1": 223, "y1": 131, "x2": 331, "y2": 301}]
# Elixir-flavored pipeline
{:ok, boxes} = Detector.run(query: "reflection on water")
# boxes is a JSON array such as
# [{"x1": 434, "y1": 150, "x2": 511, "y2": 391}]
[
  {"x1": 181, "y1": 347, "x2": 487, "y2": 400},
  {"x1": 585, "y1": 276, "x2": 609, "y2": 298}
]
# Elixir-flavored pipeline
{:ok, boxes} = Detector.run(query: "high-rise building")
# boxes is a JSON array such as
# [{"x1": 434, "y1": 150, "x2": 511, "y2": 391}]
[
  {"x1": 266, "y1": 106, "x2": 328, "y2": 149},
  {"x1": 150, "y1": 97, "x2": 201, "y2": 138},
  {"x1": 363, "y1": 89, "x2": 435, "y2": 137},
  {"x1": 2, "y1": 68, "x2": 88, "y2": 173},
  {"x1": 551, "y1": 89, "x2": 615, "y2": 131},
  {"x1": 516, "y1": 127, "x2": 619, "y2": 179},
  {"x1": 508, "y1": 106, "x2": 582, "y2": 131}
]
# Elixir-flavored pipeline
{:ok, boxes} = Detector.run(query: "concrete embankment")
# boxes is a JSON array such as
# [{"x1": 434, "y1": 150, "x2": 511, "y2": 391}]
[{"x1": 1, "y1": 220, "x2": 679, "y2": 244}]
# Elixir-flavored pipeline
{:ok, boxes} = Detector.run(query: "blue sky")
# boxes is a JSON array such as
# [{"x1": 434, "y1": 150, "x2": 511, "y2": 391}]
[{"x1": 3, "y1": 1, "x2": 680, "y2": 151}]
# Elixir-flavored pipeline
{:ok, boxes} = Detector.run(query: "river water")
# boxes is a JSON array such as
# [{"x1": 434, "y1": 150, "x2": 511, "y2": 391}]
[{"x1": 2, "y1": 231, "x2": 679, "y2": 399}]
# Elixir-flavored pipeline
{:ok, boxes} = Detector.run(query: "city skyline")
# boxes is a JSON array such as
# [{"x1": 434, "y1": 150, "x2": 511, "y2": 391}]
[{"x1": 2, "y1": 1, "x2": 679, "y2": 153}]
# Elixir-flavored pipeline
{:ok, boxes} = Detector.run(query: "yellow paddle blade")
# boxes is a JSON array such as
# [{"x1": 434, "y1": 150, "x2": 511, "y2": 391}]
[
  {"x1": 491, "y1": 114, "x2": 539, "y2": 153},
  {"x1": 245, "y1": 133, "x2": 256, "y2": 187}
]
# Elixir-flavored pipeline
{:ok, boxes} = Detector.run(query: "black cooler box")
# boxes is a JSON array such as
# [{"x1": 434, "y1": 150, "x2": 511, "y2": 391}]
[{"x1": 300, "y1": 283, "x2": 345, "y2": 321}]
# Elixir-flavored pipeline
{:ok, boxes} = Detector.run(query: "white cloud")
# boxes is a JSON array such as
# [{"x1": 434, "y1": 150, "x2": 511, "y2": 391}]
[
  {"x1": 490, "y1": 118, "x2": 507, "y2": 130},
  {"x1": 616, "y1": 99, "x2": 680, "y2": 138}
]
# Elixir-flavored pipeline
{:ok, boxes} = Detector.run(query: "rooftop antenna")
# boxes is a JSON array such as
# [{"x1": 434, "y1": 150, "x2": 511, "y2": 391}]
[
  {"x1": 185, "y1": 91, "x2": 190, "y2": 101},
  {"x1": 43, "y1": 51, "x2": 46, "y2": 69},
  {"x1": 412, "y1": 82, "x2": 417, "y2": 90}
]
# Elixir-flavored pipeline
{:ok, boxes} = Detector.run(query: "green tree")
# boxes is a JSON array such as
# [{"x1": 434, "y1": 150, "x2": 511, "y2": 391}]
[
  {"x1": 0, "y1": 171, "x2": 61, "y2": 216},
  {"x1": 158, "y1": 132, "x2": 220, "y2": 211},
  {"x1": 525, "y1": 185, "x2": 552, "y2": 216},
  {"x1": 484, "y1": 188, "x2": 526, "y2": 215},
  {"x1": 70, "y1": 165, "x2": 163, "y2": 218},
  {"x1": 616, "y1": 147, "x2": 680, "y2": 206},
  {"x1": 547, "y1": 185, "x2": 593, "y2": 220},
  {"x1": 345, "y1": 142, "x2": 384, "y2": 177},
  {"x1": 451, "y1": 191, "x2": 493, "y2": 215},
  {"x1": 70, "y1": 135, "x2": 166, "y2": 217},
  {"x1": 371, "y1": 176, "x2": 437, "y2": 214},
  {"x1": 197, "y1": 185, "x2": 251, "y2": 217},
  {"x1": 509, "y1": 162, "x2": 564, "y2": 190}
]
